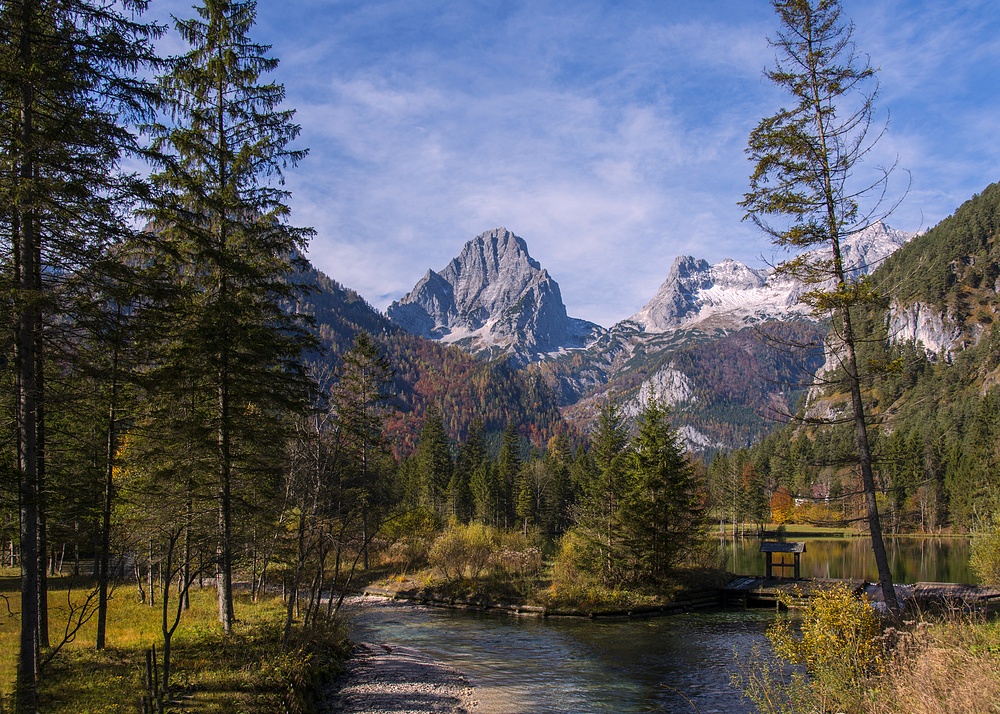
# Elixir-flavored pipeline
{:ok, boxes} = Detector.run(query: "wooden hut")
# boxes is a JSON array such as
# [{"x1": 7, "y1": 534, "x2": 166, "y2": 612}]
[{"x1": 760, "y1": 541, "x2": 806, "y2": 579}]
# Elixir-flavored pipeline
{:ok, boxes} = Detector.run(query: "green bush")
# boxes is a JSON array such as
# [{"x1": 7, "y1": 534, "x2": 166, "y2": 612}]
[
  {"x1": 971, "y1": 516, "x2": 1000, "y2": 587},
  {"x1": 542, "y1": 530, "x2": 662, "y2": 610}
]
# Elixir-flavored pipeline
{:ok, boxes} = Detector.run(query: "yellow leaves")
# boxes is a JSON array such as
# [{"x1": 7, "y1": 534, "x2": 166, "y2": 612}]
[{"x1": 768, "y1": 583, "x2": 885, "y2": 683}]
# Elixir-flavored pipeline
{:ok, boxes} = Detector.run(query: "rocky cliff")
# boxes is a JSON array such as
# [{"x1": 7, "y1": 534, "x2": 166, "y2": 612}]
[{"x1": 388, "y1": 227, "x2": 600, "y2": 361}]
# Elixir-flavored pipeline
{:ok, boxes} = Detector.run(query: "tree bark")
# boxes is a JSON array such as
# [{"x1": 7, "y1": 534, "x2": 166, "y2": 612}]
[
  {"x1": 96, "y1": 328, "x2": 120, "y2": 649},
  {"x1": 15, "y1": 1, "x2": 41, "y2": 706}
]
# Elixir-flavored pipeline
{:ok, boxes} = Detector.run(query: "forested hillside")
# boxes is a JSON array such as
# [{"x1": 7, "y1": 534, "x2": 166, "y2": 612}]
[
  {"x1": 293, "y1": 260, "x2": 570, "y2": 454},
  {"x1": 743, "y1": 181, "x2": 1000, "y2": 532},
  {"x1": 879, "y1": 181, "x2": 1000, "y2": 315},
  {"x1": 556, "y1": 319, "x2": 828, "y2": 452}
]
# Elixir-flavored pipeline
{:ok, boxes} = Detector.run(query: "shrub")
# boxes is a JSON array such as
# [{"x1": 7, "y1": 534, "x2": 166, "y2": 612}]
[
  {"x1": 381, "y1": 508, "x2": 438, "y2": 573},
  {"x1": 428, "y1": 522, "x2": 494, "y2": 580},
  {"x1": 547, "y1": 529, "x2": 599, "y2": 588},
  {"x1": 491, "y1": 529, "x2": 542, "y2": 578},
  {"x1": 734, "y1": 583, "x2": 887, "y2": 713},
  {"x1": 970, "y1": 516, "x2": 1000, "y2": 587}
]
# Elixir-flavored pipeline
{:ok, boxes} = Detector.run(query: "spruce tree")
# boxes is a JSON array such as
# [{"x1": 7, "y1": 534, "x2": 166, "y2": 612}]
[
  {"x1": 453, "y1": 421, "x2": 487, "y2": 523},
  {"x1": 497, "y1": 423, "x2": 522, "y2": 528},
  {"x1": 621, "y1": 398, "x2": 704, "y2": 583},
  {"x1": 583, "y1": 398, "x2": 630, "y2": 583},
  {"x1": 0, "y1": 0, "x2": 160, "y2": 705},
  {"x1": 143, "y1": 0, "x2": 314, "y2": 632},
  {"x1": 740, "y1": 0, "x2": 902, "y2": 612},
  {"x1": 415, "y1": 405, "x2": 452, "y2": 518}
]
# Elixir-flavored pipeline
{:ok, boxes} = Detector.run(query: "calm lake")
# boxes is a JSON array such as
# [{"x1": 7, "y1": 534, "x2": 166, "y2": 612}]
[
  {"x1": 723, "y1": 535, "x2": 973, "y2": 584},
  {"x1": 344, "y1": 537, "x2": 973, "y2": 713}
]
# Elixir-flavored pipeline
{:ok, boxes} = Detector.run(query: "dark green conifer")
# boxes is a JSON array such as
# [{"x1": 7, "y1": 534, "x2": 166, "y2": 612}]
[
  {"x1": 0, "y1": 0, "x2": 160, "y2": 703},
  {"x1": 143, "y1": 0, "x2": 314, "y2": 632},
  {"x1": 416, "y1": 405, "x2": 452, "y2": 518},
  {"x1": 497, "y1": 423, "x2": 522, "y2": 528},
  {"x1": 621, "y1": 398, "x2": 704, "y2": 582}
]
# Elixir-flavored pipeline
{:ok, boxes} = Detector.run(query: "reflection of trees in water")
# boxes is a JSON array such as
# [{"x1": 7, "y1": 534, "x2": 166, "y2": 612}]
[{"x1": 723, "y1": 537, "x2": 971, "y2": 583}]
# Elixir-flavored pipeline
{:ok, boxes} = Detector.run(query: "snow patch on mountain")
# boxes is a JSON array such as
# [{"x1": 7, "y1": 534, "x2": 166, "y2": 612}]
[{"x1": 627, "y1": 222, "x2": 913, "y2": 334}]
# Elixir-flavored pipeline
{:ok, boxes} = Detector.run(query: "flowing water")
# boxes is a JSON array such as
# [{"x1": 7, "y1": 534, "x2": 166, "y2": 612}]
[
  {"x1": 343, "y1": 537, "x2": 972, "y2": 712},
  {"x1": 344, "y1": 598, "x2": 773, "y2": 713}
]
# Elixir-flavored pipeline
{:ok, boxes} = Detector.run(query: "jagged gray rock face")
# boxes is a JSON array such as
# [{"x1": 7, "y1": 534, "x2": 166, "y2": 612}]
[
  {"x1": 627, "y1": 221, "x2": 913, "y2": 333},
  {"x1": 388, "y1": 227, "x2": 600, "y2": 359},
  {"x1": 885, "y1": 300, "x2": 987, "y2": 362}
]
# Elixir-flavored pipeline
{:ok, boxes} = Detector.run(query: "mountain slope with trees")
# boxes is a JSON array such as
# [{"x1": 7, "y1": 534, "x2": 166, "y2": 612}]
[
  {"x1": 746, "y1": 180, "x2": 1000, "y2": 533},
  {"x1": 292, "y1": 259, "x2": 571, "y2": 454}
]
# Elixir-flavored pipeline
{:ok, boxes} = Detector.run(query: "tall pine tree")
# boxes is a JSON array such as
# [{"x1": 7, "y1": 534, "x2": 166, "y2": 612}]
[
  {"x1": 0, "y1": 0, "x2": 160, "y2": 705},
  {"x1": 143, "y1": 0, "x2": 314, "y2": 632},
  {"x1": 740, "y1": 0, "x2": 903, "y2": 612}
]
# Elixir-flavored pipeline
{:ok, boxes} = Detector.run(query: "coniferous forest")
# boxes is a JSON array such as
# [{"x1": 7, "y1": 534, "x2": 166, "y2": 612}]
[{"x1": 3, "y1": 0, "x2": 1000, "y2": 712}]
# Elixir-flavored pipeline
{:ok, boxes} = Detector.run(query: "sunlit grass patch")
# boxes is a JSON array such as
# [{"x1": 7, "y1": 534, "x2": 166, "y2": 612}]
[{"x1": 0, "y1": 575, "x2": 349, "y2": 712}]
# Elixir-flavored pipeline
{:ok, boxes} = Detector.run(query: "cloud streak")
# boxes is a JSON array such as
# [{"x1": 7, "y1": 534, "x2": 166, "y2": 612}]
[{"x1": 149, "y1": 0, "x2": 1000, "y2": 328}]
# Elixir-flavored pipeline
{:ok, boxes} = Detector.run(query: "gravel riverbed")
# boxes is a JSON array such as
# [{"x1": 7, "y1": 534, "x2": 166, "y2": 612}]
[{"x1": 322, "y1": 642, "x2": 510, "y2": 714}]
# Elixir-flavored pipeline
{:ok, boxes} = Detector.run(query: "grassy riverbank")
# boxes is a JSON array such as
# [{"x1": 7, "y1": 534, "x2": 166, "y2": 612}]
[
  {"x1": 735, "y1": 582, "x2": 1000, "y2": 714},
  {"x1": 875, "y1": 615, "x2": 1000, "y2": 713},
  {"x1": 0, "y1": 570, "x2": 350, "y2": 712}
]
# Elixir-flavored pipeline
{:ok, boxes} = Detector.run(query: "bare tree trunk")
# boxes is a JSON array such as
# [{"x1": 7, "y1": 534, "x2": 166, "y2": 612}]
[
  {"x1": 840, "y1": 310, "x2": 900, "y2": 613},
  {"x1": 97, "y1": 335, "x2": 120, "y2": 649},
  {"x1": 15, "y1": 3, "x2": 41, "y2": 702},
  {"x1": 148, "y1": 539, "x2": 155, "y2": 607},
  {"x1": 36, "y1": 310, "x2": 49, "y2": 650}
]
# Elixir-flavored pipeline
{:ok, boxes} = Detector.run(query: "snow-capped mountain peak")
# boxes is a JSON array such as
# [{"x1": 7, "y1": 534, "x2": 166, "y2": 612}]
[{"x1": 627, "y1": 221, "x2": 913, "y2": 333}]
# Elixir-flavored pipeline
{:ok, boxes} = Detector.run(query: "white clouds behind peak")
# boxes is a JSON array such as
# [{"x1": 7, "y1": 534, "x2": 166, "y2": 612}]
[{"x1": 149, "y1": 0, "x2": 1000, "y2": 327}]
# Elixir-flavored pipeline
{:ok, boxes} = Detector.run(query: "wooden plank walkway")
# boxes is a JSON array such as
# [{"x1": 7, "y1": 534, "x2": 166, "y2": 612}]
[
  {"x1": 723, "y1": 577, "x2": 865, "y2": 608},
  {"x1": 910, "y1": 582, "x2": 1000, "y2": 608},
  {"x1": 723, "y1": 577, "x2": 1000, "y2": 610}
]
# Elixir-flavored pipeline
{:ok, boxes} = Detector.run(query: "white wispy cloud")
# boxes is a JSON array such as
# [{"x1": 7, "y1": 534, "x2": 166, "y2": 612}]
[{"x1": 144, "y1": 0, "x2": 1000, "y2": 327}]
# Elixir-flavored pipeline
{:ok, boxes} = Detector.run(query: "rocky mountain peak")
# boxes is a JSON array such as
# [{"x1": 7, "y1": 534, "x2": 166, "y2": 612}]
[
  {"x1": 388, "y1": 227, "x2": 599, "y2": 360},
  {"x1": 627, "y1": 221, "x2": 912, "y2": 334}
]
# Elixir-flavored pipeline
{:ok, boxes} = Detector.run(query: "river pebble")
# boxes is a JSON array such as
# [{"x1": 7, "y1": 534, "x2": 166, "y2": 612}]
[{"x1": 323, "y1": 642, "x2": 481, "y2": 714}]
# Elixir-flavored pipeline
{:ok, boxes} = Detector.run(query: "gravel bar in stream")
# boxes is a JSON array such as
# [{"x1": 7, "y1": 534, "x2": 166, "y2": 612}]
[{"x1": 323, "y1": 642, "x2": 490, "y2": 714}]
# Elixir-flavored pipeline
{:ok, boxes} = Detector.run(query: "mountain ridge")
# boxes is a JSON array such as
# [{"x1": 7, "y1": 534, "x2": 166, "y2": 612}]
[
  {"x1": 388, "y1": 227, "x2": 600, "y2": 362},
  {"x1": 379, "y1": 220, "x2": 917, "y2": 451}
]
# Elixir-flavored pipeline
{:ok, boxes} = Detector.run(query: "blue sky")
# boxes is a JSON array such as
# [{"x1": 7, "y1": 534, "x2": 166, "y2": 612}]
[{"x1": 154, "y1": 0, "x2": 1000, "y2": 327}]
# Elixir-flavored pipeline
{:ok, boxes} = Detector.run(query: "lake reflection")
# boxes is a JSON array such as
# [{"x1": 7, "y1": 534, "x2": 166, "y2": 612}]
[{"x1": 724, "y1": 536, "x2": 973, "y2": 584}]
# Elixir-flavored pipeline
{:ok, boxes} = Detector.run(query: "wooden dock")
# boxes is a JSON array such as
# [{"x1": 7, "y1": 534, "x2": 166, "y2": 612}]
[
  {"x1": 909, "y1": 582, "x2": 1000, "y2": 611},
  {"x1": 723, "y1": 576, "x2": 865, "y2": 609},
  {"x1": 723, "y1": 576, "x2": 1000, "y2": 611}
]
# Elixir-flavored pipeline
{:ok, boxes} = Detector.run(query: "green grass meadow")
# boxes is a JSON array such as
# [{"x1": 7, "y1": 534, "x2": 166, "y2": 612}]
[{"x1": 0, "y1": 570, "x2": 348, "y2": 713}]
